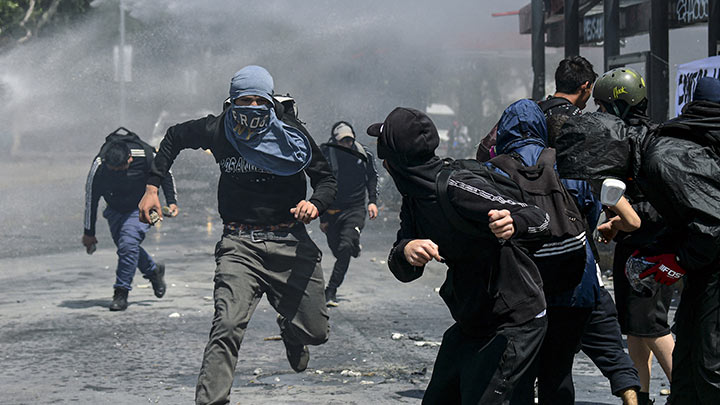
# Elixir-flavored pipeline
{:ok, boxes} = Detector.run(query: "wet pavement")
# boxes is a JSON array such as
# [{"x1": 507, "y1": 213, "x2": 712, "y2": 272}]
[{"x1": 0, "y1": 157, "x2": 673, "y2": 404}]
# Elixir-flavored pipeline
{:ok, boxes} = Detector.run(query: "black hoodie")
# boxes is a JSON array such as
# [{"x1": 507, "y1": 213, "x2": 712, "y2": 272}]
[
  {"x1": 320, "y1": 122, "x2": 378, "y2": 209},
  {"x1": 147, "y1": 104, "x2": 336, "y2": 226},
  {"x1": 372, "y1": 108, "x2": 550, "y2": 335},
  {"x1": 637, "y1": 101, "x2": 720, "y2": 273}
]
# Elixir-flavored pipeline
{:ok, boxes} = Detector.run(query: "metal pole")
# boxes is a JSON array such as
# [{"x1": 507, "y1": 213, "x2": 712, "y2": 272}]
[
  {"x1": 119, "y1": 0, "x2": 126, "y2": 126},
  {"x1": 603, "y1": 0, "x2": 620, "y2": 71},
  {"x1": 564, "y1": 0, "x2": 580, "y2": 57},
  {"x1": 710, "y1": 0, "x2": 720, "y2": 56},
  {"x1": 532, "y1": 0, "x2": 546, "y2": 101},
  {"x1": 649, "y1": 0, "x2": 669, "y2": 122}
]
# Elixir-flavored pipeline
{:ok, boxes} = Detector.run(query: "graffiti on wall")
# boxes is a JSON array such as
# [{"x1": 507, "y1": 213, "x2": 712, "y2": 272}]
[{"x1": 675, "y1": 0, "x2": 708, "y2": 24}]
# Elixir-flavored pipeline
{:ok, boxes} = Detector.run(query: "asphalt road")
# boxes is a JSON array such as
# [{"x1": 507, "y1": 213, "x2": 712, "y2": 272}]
[{"x1": 0, "y1": 155, "x2": 673, "y2": 404}]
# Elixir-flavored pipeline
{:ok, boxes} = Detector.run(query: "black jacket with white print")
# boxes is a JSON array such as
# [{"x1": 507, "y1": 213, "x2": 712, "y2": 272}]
[
  {"x1": 84, "y1": 134, "x2": 177, "y2": 236},
  {"x1": 388, "y1": 168, "x2": 550, "y2": 336},
  {"x1": 147, "y1": 106, "x2": 336, "y2": 226}
]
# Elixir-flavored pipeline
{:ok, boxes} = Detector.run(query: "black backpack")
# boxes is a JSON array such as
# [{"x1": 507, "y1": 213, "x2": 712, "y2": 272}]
[
  {"x1": 98, "y1": 127, "x2": 155, "y2": 172},
  {"x1": 537, "y1": 96, "x2": 572, "y2": 113},
  {"x1": 537, "y1": 97, "x2": 575, "y2": 148},
  {"x1": 436, "y1": 151, "x2": 588, "y2": 294},
  {"x1": 488, "y1": 149, "x2": 587, "y2": 294}
]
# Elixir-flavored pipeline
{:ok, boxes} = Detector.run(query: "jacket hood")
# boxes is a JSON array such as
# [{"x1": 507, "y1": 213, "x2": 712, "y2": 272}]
[
  {"x1": 496, "y1": 99, "x2": 548, "y2": 155},
  {"x1": 366, "y1": 107, "x2": 442, "y2": 198},
  {"x1": 367, "y1": 107, "x2": 439, "y2": 164},
  {"x1": 693, "y1": 77, "x2": 720, "y2": 103},
  {"x1": 662, "y1": 101, "x2": 720, "y2": 153},
  {"x1": 555, "y1": 111, "x2": 649, "y2": 194}
]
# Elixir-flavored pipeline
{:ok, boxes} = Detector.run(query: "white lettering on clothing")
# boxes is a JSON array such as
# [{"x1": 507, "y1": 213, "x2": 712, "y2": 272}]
[
  {"x1": 219, "y1": 156, "x2": 273, "y2": 174},
  {"x1": 238, "y1": 114, "x2": 268, "y2": 129},
  {"x1": 659, "y1": 264, "x2": 683, "y2": 279}
]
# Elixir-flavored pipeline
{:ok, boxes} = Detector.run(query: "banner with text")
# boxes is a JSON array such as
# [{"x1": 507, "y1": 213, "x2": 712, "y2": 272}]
[{"x1": 676, "y1": 55, "x2": 720, "y2": 116}]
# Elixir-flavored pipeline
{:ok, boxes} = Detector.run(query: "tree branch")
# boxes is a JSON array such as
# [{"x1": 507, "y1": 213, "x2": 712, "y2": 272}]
[
  {"x1": 18, "y1": 0, "x2": 37, "y2": 44},
  {"x1": 37, "y1": 0, "x2": 63, "y2": 32}
]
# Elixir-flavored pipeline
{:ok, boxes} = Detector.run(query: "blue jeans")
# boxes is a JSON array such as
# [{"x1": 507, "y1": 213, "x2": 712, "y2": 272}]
[{"x1": 103, "y1": 207, "x2": 157, "y2": 291}]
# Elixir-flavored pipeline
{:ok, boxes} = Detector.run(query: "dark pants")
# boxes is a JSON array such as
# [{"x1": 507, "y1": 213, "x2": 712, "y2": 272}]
[
  {"x1": 103, "y1": 207, "x2": 157, "y2": 291},
  {"x1": 423, "y1": 316, "x2": 547, "y2": 405},
  {"x1": 669, "y1": 271, "x2": 720, "y2": 405},
  {"x1": 195, "y1": 226, "x2": 330, "y2": 405},
  {"x1": 512, "y1": 288, "x2": 639, "y2": 404},
  {"x1": 323, "y1": 206, "x2": 365, "y2": 292},
  {"x1": 511, "y1": 307, "x2": 592, "y2": 405},
  {"x1": 581, "y1": 287, "x2": 640, "y2": 396}
]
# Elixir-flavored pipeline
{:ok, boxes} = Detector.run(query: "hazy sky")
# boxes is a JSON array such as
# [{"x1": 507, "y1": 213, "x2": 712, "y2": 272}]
[{"x1": 0, "y1": 0, "x2": 711, "y2": 158}]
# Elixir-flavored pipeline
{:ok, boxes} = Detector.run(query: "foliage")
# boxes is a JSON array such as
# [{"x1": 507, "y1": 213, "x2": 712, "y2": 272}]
[{"x1": 0, "y1": 0, "x2": 93, "y2": 48}]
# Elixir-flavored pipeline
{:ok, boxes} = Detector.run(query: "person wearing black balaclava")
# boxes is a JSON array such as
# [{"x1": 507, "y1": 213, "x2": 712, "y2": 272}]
[
  {"x1": 318, "y1": 121, "x2": 379, "y2": 307},
  {"x1": 138, "y1": 65, "x2": 337, "y2": 405},
  {"x1": 556, "y1": 75, "x2": 720, "y2": 405},
  {"x1": 367, "y1": 107, "x2": 551, "y2": 404}
]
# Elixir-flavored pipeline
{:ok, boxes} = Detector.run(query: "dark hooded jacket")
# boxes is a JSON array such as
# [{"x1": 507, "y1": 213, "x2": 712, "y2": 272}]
[
  {"x1": 556, "y1": 103, "x2": 720, "y2": 274},
  {"x1": 378, "y1": 107, "x2": 551, "y2": 335},
  {"x1": 84, "y1": 131, "x2": 177, "y2": 237},
  {"x1": 320, "y1": 121, "x2": 378, "y2": 210},
  {"x1": 147, "y1": 101, "x2": 336, "y2": 226},
  {"x1": 488, "y1": 100, "x2": 602, "y2": 308}
]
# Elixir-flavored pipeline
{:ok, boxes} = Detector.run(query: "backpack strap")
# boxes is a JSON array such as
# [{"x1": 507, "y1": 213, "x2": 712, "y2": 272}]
[
  {"x1": 328, "y1": 146, "x2": 339, "y2": 178},
  {"x1": 324, "y1": 142, "x2": 368, "y2": 162},
  {"x1": 586, "y1": 223, "x2": 601, "y2": 266},
  {"x1": 537, "y1": 97, "x2": 572, "y2": 113},
  {"x1": 486, "y1": 153, "x2": 521, "y2": 174},
  {"x1": 536, "y1": 148, "x2": 556, "y2": 166},
  {"x1": 435, "y1": 164, "x2": 484, "y2": 237},
  {"x1": 353, "y1": 141, "x2": 368, "y2": 160}
]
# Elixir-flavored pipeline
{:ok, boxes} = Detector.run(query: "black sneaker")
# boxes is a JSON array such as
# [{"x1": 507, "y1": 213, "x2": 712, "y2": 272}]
[
  {"x1": 637, "y1": 392, "x2": 655, "y2": 405},
  {"x1": 351, "y1": 230, "x2": 362, "y2": 258},
  {"x1": 109, "y1": 288, "x2": 129, "y2": 311},
  {"x1": 325, "y1": 288, "x2": 338, "y2": 307},
  {"x1": 147, "y1": 263, "x2": 166, "y2": 298},
  {"x1": 277, "y1": 315, "x2": 310, "y2": 372}
]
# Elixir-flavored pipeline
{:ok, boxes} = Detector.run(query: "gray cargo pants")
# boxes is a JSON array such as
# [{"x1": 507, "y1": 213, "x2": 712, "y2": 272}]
[{"x1": 195, "y1": 225, "x2": 329, "y2": 405}]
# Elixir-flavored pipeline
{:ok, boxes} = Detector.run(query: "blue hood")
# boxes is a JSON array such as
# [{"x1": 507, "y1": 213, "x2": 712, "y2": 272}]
[{"x1": 496, "y1": 99, "x2": 548, "y2": 166}]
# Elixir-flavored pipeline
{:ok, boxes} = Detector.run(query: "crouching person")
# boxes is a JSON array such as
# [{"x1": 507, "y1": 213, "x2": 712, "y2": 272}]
[{"x1": 367, "y1": 107, "x2": 551, "y2": 404}]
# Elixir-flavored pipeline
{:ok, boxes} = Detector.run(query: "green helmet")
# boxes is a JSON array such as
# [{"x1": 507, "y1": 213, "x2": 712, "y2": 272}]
[{"x1": 593, "y1": 67, "x2": 647, "y2": 117}]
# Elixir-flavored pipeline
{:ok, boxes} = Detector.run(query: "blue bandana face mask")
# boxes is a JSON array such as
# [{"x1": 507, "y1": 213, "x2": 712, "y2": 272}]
[
  {"x1": 230, "y1": 104, "x2": 271, "y2": 140},
  {"x1": 223, "y1": 105, "x2": 312, "y2": 176}
]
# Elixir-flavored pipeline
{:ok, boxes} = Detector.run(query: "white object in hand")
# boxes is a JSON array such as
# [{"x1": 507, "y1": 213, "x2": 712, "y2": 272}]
[{"x1": 600, "y1": 178, "x2": 626, "y2": 206}]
